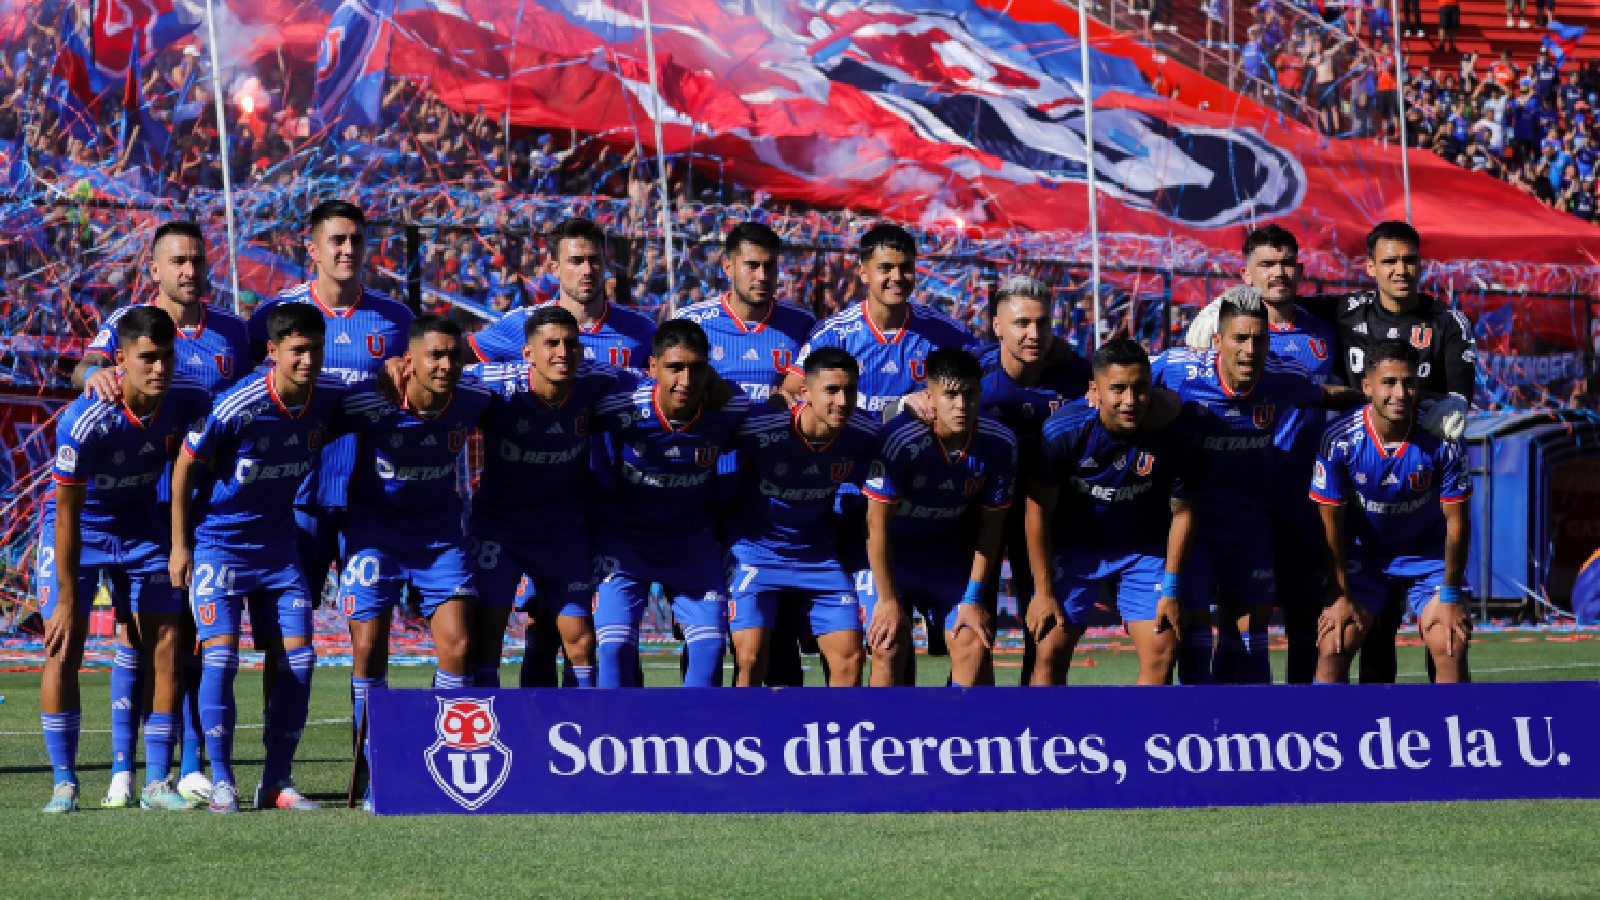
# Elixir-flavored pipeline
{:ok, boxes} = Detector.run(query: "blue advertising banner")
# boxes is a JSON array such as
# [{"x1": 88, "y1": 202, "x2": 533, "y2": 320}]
[{"x1": 366, "y1": 684, "x2": 1600, "y2": 815}]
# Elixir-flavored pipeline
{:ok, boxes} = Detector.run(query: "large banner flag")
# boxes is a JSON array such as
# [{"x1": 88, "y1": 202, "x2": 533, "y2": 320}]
[
  {"x1": 312, "y1": 0, "x2": 395, "y2": 128},
  {"x1": 90, "y1": 0, "x2": 197, "y2": 81},
  {"x1": 1543, "y1": 21, "x2": 1588, "y2": 66},
  {"x1": 367, "y1": 683, "x2": 1600, "y2": 814}
]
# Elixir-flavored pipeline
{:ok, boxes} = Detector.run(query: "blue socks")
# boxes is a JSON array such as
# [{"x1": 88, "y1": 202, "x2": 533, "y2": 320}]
[
  {"x1": 1178, "y1": 628, "x2": 1215, "y2": 685},
  {"x1": 1240, "y1": 629, "x2": 1272, "y2": 685},
  {"x1": 432, "y1": 670, "x2": 470, "y2": 690},
  {"x1": 571, "y1": 665, "x2": 595, "y2": 688},
  {"x1": 41, "y1": 711, "x2": 81, "y2": 785},
  {"x1": 596, "y1": 623, "x2": 640, "y2": 688},
  {"x1": 683, "y1": 637, "x2": 724, "y2": 688},
  {"x1": 142, "y1": 712, "x2": 177, "y2": 785},
  {"x1": 199, "y1": 646, "x2": 240, "y2": 787},
  {"x1": 109, "y1": 646, "x2": 141, "y2": 776},
  {"x1": 260, "y1": 646, "x2": 315, "y2": 788},
  {"x1": 350, "y1": 676, "x2": 386, "y2": 740}
]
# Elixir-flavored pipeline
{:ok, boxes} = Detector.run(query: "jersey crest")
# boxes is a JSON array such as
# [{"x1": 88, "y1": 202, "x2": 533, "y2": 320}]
[
  {"x1": 1308, "y1": 338, "x2": 1328, "y2": 360},
  {"x1": 831, "y1": 461, "x2": 854, "y2": 482},
  {"x1": 909, "y1": 358, "x2": 926, "y2": 380},
  {"x1": 216, "y1": 354, "x2": 233, "y2": 378},
  {"x1": 1135, "y1": 451, "x2": 1155, "y2": 475},
  {"x1": 448, "y1": 429, "x2": 466, "y2": 453},
  {"x1": 772, "y1": 349, "x2": 793, "y2": 372},
  {"x1": 1409, "y1": 326, "x2": 1433, "y2": 349},
  {"x1": 1253, "y1": 402, "x2": 1276, "y2": 428},
  {"x1": 695, "y1": 446, "x2": 720, "y2": 467},
  {"x1": 366, "y1": 334, "x2": 387, "y2": 357},
  {"x1": 609, "y1": 348, "x2": 633, "y2": 367},
  {"x1": 1409, "y1": 468, "x2": 1432, "y2": 491}
]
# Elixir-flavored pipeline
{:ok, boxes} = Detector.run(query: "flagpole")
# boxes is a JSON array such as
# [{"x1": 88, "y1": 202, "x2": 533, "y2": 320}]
[
  {"x1": 1390, "y1": 0, "x2": 1412, "y2": 224},
  {"x1": 1077, "y1": 0, "x2": 1103, "y2": 349},
  {"x1": 202, "y1": 0, "x2": 243, "y2": 312},
  {"x1": 639, "y1": 0, "x2": 677, "y2": 314}
]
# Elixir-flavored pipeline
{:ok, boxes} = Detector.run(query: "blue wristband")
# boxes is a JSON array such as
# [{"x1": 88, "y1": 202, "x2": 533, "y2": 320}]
[
  {"x1": 960, "y1": 580, "x2": 985, "y2": 606},
  {"x1": 1161, "y1": 572, "x2": 1181, "y2": 597},
  {"x1": 1438, "y1": 585, "x2": 1463, "y2": 604}
]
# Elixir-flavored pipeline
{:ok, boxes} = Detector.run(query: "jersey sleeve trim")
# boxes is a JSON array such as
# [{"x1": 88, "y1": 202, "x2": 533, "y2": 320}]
[
  {"x1": 1309, "y1": 490, "x2": 1344, "y2": 506},
  {"x1": 861, "y1": 487, "x2": 897, "y2": 504}
]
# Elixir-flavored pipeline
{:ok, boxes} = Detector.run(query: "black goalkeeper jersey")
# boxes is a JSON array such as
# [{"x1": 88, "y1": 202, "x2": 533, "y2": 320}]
[{"x1": 1299, "y1": 291, "x2": 1478, "y2": 402}]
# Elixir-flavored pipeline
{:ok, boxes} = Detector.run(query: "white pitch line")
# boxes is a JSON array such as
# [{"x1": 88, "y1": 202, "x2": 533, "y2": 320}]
[
  {"x1": 0, "y1": 716, "x2": 350, "y2": 737},
  {"x1": 1395, "y1": 661, "x2": 1600, "y2": 679}
]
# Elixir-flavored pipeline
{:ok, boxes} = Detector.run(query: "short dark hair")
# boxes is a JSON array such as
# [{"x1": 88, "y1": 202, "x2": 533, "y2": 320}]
[
  {"x1": 923, "y1": 348, "x2": 981, "y2": 387},
  {"x1": 1242, "y1": 224, "x2": 1299, "y2": 260},
  {"x1": 409, "y1": 313, "x2": 463, "y2": 343},
  {"x1": 857, "y1": 223, "x2": 916, "y2": 262},
  {"x1": 1217, "y1": 297, "x2": 1269, "y2": 328},
  {"x1": 523, "y1": 304, "x2": 579, "y2": 341},
  {"x1": 309, "y1": 199, "x2": 366, "y2": 232},
  {"x1": 1363, "y1": 340, "x2": 1420, "y2": 372},
  {"x1": 1365, "y1": 220, "x2": 1421, "y2": 256},
  {"x1": 1091, "y1": 338, "x2": 1150, "y2": 374},
  {"x1": 547, "y1": 218, "x2": 607, "y2": 257},
  {"x1": 266, "y1": 303, "x2": 326, "y2": 344},
  {"x1": 652, "y1": 318, "x2": 709, "y2": 357},
  {"x1": 152, "y1": 220, "x2": 203, "y2": 250},
  {"x1": 802, "y1": 347, "x2": 859, "y2": 380},
  {"x1": 116, "y1": 305, "x2": 177, "y2": 348},
  {"x1": 725, "y1": 222, "x2": 781, "y2": 257}
]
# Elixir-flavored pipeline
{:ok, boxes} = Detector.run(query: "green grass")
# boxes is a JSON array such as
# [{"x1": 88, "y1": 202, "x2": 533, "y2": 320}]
[{"x1": 1, "y1": 632, "x2": 1597, "y2": 897}]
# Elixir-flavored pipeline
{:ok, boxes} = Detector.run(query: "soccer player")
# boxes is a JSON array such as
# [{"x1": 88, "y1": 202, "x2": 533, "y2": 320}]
[
  {"x1": 1152, "y1": 298, "x2": 1358, "y2": 684},
  {"x1": 727, "y1": 348, "x2": 881, "y2": 687},
  {"x1": 590, "y1": 320, "x2": 751, "y2": 688},
  {"x1": 675, "y1": 221, "x2": 816, "y2": 686},
  {"x1": 1310, "y1": 341, "x2": 1473, "y2": 683},
  {"x1": 468, "y1": 306, "x2": 631, "y2": 689},
  {"x1": 72, "y1": 220, "x2": 249, "y2": 807},
  {"x1": 977, "y1": 275, "x2": 1091, "y2": 683},
  {"x1": 38, "y1": 307, "x2": 210, "y2": 813},
  {"x1": 342, "y1": 316, "x2": 490, "y2": 727},
  {"x1": 170, "y1": 304, "x2": 346, "y2": 812},
  {"x1": 468, "y1": 217, "x2": 655, "y2": 369},
  {"x1": 247, "y1": 200, "x2": 414, "y2": 620},
  {"x1": 1025, "y1": 339, "x2": 1195, "y2": 686},
  {"x1": 860, "y1": 349, "x2": 1016, "y2": 688}
]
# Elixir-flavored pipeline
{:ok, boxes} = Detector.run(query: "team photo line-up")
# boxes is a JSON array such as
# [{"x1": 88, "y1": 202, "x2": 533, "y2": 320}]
[{"x1": 34, "y1": 201, "x2": 1479, "y2": 813}]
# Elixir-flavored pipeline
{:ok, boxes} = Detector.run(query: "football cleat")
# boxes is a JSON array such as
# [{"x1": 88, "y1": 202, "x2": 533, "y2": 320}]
[
  {"x1": 43, "y1": 781, "x2": 79, "y2": 814},
  {"x1": 101, "y1": 772, "x2": 136, "y2": 809},
  {"x1": 208, "y1": 781, "x2": 240, "y2": 814},
  {"x1": 140, "y1": 779, "x2": 190, "y2": 811},
  {"x1": 177, "y1": 771, "x2": 213, "y2": 807},
  {"x1": 255, "y1": 780, "x2": 321, "y2": 811}
]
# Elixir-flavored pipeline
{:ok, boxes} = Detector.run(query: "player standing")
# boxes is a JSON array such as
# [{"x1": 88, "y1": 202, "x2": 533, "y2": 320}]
[
  {"x1": 1153, "y1": 299, "x2": 1357, "y2": 684},
  {"x1": 72, "y1": 220, "x2": 249, "y2": 808},
  {"x1": 169, "y1": 304, "x2": 346, "y2": 812},
  {"x1": 1025, "y1": 340, "x2": 1196, "y2": 685},
  {"x1": 860, "y1": 349, "x2": 1016, "y2": 687},
  {"x1": 1311, "y1": 342, "x2": 1473, "y2": 683},
  {"x1": 727, "y1": 348, "x2": 880, "y2": 687},
  {"x1": 468, "y1": 306, "x2": 632, "y2": 689},
  {"x1": 977, "y1": 275, "x2": 1091, "y2": 683},
  {"x1": 342, "y1": 317, "x2": 490, "y2": 726},
  {"x1": 38, "y1": 307, "x2": 210, "y2": 813},
  {"x1": 590, "y1": 320, "x2": 751, "y2": 688}
]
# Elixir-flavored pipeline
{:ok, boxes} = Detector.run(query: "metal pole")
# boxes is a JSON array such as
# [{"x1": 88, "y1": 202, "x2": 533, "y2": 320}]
[
  {"x1": 405, "y1": 224, "x2": 423, "y2": 315},
  {"x1": 639, "y1": 0, "x2": 677, "y2": 313},
  {"x1": 1228, "y1": 0, "x2": 1236, "y2": 91},
  {"x1": 1390, "y1": 0, "x2": 1413, "y2": 223},
  {"x1": 1077, "y1": 0, "x2": 1103, "y2": 349},
  {"x1": 202, "y1": 0, "x2": 243, "y2": 312}
]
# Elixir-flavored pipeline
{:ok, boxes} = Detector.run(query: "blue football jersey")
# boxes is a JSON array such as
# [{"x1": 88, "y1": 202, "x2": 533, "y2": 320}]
[
  {"x1": 731, "y1": 405, "x2": 882, "y2": 560},
  {"x1": 673, "y1": 297, "x2": 815, "y2": 402},
  {"x1": 89, "y1": 302, "x2": 251, "y2": 395},
  {"x1": 468, "y1": 301, "x2": 656, "y2": 369},
  {"x1": 861, "y1": 412, "x2": 1017, "y2": 546},
  {"x1": 1311, "y1": 406, "x2": 1471, "y2": 559},
  {"x1": 48, "y1": 377, "x2": 211, "y2": 535},
  {"x1": 977, "y1": 342, "x2": 1091, "y2": 476},
  {"x1": 248, "y1": 283, "x2": 414, "y2": 509},
  {"x1": 1034, "y1": 400, "x2": 1192, "y2": 552},
  {"x1": 591, "y1": 384, "x2": 751, "y2": 547},
  {"x1": 181, "y1": 371, "x2": 351, "y2": 554},
  {"x1": 1268, "y1": 309, "x2": 1339, "y2": 385},
  {"x1": 343, "y1": 381, "x2": 493, "y2": 536},
  {"x1": 794, "y1": 302, "x2": 980, "y2": 415},
  {"x1": 468, "y1": 360, "x2": 634, "y2": 537},
  {"x1": 1152, "y1": 348, "x2": 1323, "y2": 512}
]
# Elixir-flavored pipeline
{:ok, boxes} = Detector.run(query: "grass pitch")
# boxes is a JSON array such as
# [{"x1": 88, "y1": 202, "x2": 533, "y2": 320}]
[{"x1": 1, "y1": 631, "x2": 1597, "y2": 897}]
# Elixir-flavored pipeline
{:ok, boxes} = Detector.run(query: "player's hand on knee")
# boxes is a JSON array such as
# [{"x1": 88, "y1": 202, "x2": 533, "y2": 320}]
[
  {"x1": 168, "y1": 546, "x2": 193, "y2": 591},
  {"x1": 1154, "y1": 596, "x2": 1182, "y2": 638},
  {"x1": 84, "y1": 366, "x2": 124, "y2": 403},
  {"x1": 44, "y1": 606, "x2": 77, "y2": 658},
  {"x1": 954, "y1": 602, "x2": 994, "y2": 650},
  {"x1": 867, "y1": 598, "x2": 905, "y2": 652},
  {"x1": 1318, "y1": 595, "x2": 1362, "y2": 654},
  {"x1": 1422, "y1": 596, "x2": 1471, "y2": 657},
  {"x1": 1025, "y1": 593, "x2": 1062, "y2": 641}
]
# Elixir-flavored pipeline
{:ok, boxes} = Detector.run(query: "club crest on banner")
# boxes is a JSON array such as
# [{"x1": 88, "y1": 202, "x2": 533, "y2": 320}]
[{"x1": 425, "y1": 697, "x2": 513, "y2": 811}]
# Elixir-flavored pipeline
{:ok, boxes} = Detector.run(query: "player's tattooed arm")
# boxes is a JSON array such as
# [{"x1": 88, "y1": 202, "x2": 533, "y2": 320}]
[
  {"x1": 1315, "y1": 501, "x2": 1362, "y2": 654},
  {"x1": 864, "y1": 499, "x2": 907, "y2": 654},
  {"x1": 774, "y1": 369, "x2": 805, "y2": 409},
  {"x1": 1157, "y1": 498, "x2": 1195, "y2": 637},
  {"x1": 1023, "y1": 480, "x2": 1065, "y2": 642},
  {"x1": 43, "y1": 483, "x2": 86, "y2": 658}
]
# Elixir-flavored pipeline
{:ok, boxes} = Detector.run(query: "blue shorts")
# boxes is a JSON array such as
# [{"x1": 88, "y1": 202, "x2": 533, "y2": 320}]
[
  {"x1": 727, "y1": 543, "x2": 860, "y2": 637},
  {"x1": 471, "y1": 524, "x2": 594, "y2": 618},
  {"x1": 857, "y1": 545, "x2": 969, "y2": 635},
  {"x1": 340, "y1": 531, "x2": 477, "y2": 622},
  {"x1": 36, "y1": 522, "x2": 182, "y2": 619},
  {"x1": 294, "y1": 505, "x2": 346, "y2": 602},
  {"x1": 189, "y1": 544, "x2": 315, "y2": 643},
  {"x1": 593, "y1": 537, "x2": 728, "y2": 642},
  {"x1": 1348, "y1": 555, "x2": 1449, "y2": 619},
  {"x1": 1182, "y1": 509, "x2": 1276, "y2": 608},
  {"x1": 1052, "y1": 547, "x2": 1169, "y2": 624}
]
